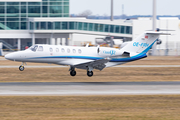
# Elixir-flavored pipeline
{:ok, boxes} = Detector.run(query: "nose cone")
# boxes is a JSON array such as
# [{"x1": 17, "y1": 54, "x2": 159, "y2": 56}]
[{"x1": 5, "y1": 53, "x2": 15, "y2": 61}]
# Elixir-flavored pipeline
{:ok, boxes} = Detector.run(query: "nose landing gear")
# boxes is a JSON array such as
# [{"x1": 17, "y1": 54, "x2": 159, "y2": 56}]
[
  {"x1": 19, "y1": 65, "x2": 24, "y2": 71},
  {"x1": 19, "y1": 62, "x2": 26, "y2": 71}
]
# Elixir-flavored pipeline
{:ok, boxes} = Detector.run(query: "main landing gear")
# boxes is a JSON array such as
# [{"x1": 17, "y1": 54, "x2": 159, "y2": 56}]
[
  {"x1": 69, "y1": 66, "x2": 76, "y2": 76},
  {"x1": 87, "y1": 66, "x2": 94, "y2": 77},
  {"x1": 70, "y1": 70, "x2": 76, "y2": 76},
  {"x1": 69, "y1": 66, "x2": 94, "y2": 77},
  {"x1": 87, "y1": 71, "x2": 93, "y2": 77},
  {"x1": 19, "y1": 62, "x2": 26, "y2": 71}
]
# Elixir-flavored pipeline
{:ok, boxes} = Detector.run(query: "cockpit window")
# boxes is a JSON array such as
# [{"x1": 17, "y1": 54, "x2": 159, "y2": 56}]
[
  {"x1": 30, "y1": 45, "x2": 38, "y2": 52},
  {"x1": 38, "y1": 46, "x2": 43, "y2": 51}
]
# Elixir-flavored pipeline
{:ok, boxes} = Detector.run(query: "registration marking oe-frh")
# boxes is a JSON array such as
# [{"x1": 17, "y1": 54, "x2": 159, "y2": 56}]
[{"x1": 133, "y1": 42, "x2": 149, "y2": 47}]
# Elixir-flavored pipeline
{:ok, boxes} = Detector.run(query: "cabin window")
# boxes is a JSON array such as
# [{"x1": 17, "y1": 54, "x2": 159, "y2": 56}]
[
  {"x1": 49, "y1": 48, "x2": 53, "y2": 52},
  {"x1": 30, "y1": 45, "x2": 38, "y2": 52},
  {"x1": 73, "y1": 49, "x2": 76, "y2": 53},
  {"x1": 61, "y1": 48, "x2": 65, "y2": 52},
  {"x1": 78, "y1": 49, "x2": 82, "y2": 54},
  {"x1": 38, "y1": 46, "x2": 43, "y2": 51},
  {"x1": 56, "y1": 48, "x2": 59, "y2": 52},
  {"x1": 67, "y1": 48, "x2": 70, "y2": 53}
]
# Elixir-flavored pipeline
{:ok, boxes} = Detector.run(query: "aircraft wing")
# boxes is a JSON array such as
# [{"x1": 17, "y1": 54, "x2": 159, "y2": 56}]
[{"x1": 74, "y1": 59, "x2": 110, "y2": 71}]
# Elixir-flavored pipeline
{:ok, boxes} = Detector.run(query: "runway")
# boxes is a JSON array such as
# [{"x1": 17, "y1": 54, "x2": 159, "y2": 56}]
[{"x1": 1, "y1": 82, "x2": 180, "y2": 96}]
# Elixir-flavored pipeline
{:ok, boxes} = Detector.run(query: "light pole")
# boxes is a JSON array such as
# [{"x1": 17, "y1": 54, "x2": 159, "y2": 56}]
[
  {"x1": 151, "y1": 0, "x2": 157, "y2": 56},
  {"x1": 152, "y1": 0, "x2": 156, "y2": 31},
  {"x1": 111, "y1": 0, "x2": 113, "y2": 21},
  {"x1": 165, "y1": 20, "x2": 169, "y2": 56}
]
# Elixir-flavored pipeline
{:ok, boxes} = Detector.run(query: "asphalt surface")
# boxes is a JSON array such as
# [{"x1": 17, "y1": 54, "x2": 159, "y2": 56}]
[{"x1": 1, "y1": 82, "x2": 180, "y2": 96}]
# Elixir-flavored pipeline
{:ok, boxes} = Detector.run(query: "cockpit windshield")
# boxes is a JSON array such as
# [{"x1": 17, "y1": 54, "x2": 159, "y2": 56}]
[{"x1": 29, "y1": 45, "x2": 38, "y2": 52}]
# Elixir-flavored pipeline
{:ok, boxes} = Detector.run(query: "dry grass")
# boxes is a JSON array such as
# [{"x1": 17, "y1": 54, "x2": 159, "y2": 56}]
[
  {"x1": 0, "y1": 67, "x2": 180, "y2": 82},
  {"x1": 0, "y1": 95, "x2": 180, "y2": 120}
]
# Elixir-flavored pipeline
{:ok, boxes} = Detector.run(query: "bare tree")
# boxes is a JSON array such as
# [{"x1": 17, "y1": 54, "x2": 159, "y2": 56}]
[{"x1": 78, "y1": 10, "x2": 93, "y2": 18}]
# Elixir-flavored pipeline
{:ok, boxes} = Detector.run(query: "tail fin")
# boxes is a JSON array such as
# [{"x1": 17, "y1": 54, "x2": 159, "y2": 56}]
[{"x1": 120, "y1": 32, "x2": 170, "y2": 57}]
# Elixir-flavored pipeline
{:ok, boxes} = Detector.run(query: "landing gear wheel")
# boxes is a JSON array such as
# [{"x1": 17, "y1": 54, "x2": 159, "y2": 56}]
[
  {"x1": 19, "y1": 66, "x2": 25, "y2": 71},
  {"x1": 70, "y1": 70, "x2": 76, "y2": 76},
  {"x1": 87, "y1": 71, "x2": 93, "y2": 77}
]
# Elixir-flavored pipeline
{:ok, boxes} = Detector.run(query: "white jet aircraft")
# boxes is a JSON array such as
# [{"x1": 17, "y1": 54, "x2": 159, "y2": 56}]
[{"x1": 5, "y1": 31, "x2": 170, "y2": 77}]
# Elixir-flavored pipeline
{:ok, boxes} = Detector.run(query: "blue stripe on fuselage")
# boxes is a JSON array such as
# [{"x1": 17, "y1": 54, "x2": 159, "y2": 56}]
[{"x1": 27, "y1": 53, "x2": 147, "y2": 62}]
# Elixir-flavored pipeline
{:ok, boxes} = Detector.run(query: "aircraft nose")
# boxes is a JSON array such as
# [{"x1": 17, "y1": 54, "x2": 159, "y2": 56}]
[{"x1": 5, "y1": 53, "x2": 14, "y2": 61}]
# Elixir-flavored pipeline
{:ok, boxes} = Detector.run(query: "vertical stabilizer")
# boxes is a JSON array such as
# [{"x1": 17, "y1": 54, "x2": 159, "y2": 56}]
[{"x1": 120, "y1": 32, "x2": 170, "y2": 56}]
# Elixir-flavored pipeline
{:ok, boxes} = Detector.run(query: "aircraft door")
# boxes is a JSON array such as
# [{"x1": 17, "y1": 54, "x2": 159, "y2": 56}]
[{"x1": 97, "y1": 47, "x2": 100, "y2": 54}]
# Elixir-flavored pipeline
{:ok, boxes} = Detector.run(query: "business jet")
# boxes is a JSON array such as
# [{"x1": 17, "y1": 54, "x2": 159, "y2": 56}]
[{"x1": 5, "y1": 31, "x2": 170, "y2": 77}]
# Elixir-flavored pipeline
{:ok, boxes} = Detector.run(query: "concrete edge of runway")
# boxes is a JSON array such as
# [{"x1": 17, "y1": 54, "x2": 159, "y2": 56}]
[
  {"x1": 1, "y1": 82, "x2": 180, "y2": 96},
  {"x1": 1, "y1": 81, "x2": 180, "y2": 86},
  {"x1": 1, "y1": 65, "x2": 180, "y2": 96}
]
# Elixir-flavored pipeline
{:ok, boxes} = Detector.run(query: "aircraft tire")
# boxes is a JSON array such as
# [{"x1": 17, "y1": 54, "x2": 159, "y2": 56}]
[
  {"x1": 70, "y1": 70, "x2": 76, "y2": 76},
  {"x1": 19, "y1": 66, "x2": 25, "y2": 71},
  {"x1": 87, "y1": 71, "x2": 93, "y2": 77}
]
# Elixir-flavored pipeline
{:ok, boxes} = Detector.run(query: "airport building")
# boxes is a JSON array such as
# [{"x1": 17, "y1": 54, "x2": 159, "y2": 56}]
[
  {"x1": 0, "y1": 0, "x2": 180, "y2": 56},
  {"x1": 0, "y1": 0, "x2": 132, "y2": 51}
]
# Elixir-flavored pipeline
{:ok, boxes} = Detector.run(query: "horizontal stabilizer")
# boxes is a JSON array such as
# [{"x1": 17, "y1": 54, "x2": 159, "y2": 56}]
[
  {"x1": 147, "y1": 28, "x2": 175, "y2": 32},
  {"x1": 146, "y1": 32, "x2": 171, "y2": 35}
]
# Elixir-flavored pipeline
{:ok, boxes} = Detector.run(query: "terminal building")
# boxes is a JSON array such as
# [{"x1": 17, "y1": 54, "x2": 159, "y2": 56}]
[
  {"x1": 0, "y1": 0, "x2": 132, "y2": 51},
  {"x1": 0, "y1": 0, "x2": 180, "y2": 56}
]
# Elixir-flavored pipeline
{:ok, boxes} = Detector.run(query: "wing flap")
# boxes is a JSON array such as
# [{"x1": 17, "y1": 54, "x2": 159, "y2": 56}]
[
  {"x1": 74, "y1": 59, "x2": 110, "y2": 71},
  {"x1": 146, "y1": 32, "x2": 171, "y2": 35}
]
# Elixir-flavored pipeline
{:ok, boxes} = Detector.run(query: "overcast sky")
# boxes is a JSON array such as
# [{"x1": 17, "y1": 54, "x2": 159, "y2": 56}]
[{"x1": 70, "y1": 0, "x2": 180, "y2": 16}]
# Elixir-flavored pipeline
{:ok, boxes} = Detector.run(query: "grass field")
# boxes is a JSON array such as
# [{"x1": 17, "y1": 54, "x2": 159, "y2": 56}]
[
  {"x1": 0, "y1": 95, "x2": 180, "y2": 120},
  {"x1": 1, "y1": 56, "x2": 180, "y2": 82},
  {"x1": 1, "y1": 67, "x2": 180, "y2": 82}
]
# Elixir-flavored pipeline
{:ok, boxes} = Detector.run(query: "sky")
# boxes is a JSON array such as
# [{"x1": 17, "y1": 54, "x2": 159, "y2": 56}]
[{"x1": 70, "y1": 0, "x2": 180, "y2": 16}]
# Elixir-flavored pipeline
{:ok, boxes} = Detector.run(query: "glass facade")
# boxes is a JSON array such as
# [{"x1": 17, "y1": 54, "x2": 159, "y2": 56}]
[
  {"x1": 0, "y1": 0, "x2": 69, "y2": 30},
  {"x1": 31, "y1": 21, "x2": 132, "y2": 34},
  {"x1": 0, "y1": 0, "x2": 132, "y2": 35}
]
